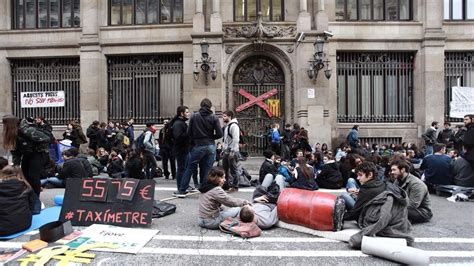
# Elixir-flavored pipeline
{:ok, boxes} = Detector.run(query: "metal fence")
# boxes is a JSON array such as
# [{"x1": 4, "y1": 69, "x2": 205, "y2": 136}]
[
  {"x1": 107, "y1": 54, "x2": 183, "y2": 124},
  {"x1": 11, "y1": 57, "x2": 80, "y2": 125},
  {"x1": 337, "y1": 52, "x2": 414, "y2": 123},
  {"x1": 359, "y1": 137, "x2": 402, "y2": 147},
  {"x1": 444, "y1": 52, "x2": 474, "y2": 122}
]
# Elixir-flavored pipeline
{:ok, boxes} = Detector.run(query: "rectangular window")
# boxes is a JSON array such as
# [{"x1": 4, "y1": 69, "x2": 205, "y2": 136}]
[
  {"x1": 233, "y1": 0, "x2": 284, "y2": 22},
  {"x1": 108, "y1": 0, "x2": 183, "y2": 25},
  {"x1": 445, "y1": 0, "x2": 474, "y2": 20},
  {"x1": 337, "y1": 52, "x2": 415, "y2": 123},
  {"x1": 107, "y1": 54, "x2": 183, "y2": 124},
  {"x1": 444, "y1": 0, "x2": 450, "y2": 19},
  {"x1": 444, "y1": 52, "x2": 474, "y2": 122},
  {"x1": 469, "y1": 0, "x2": 474, "y2": 19},
  {"x1": 10, "y1": 58, "x2": 81, "y2": 125},
  {"x1": 452, "y1": 0, "x2": 463, "y2": 19},
  {"x1": 12, "y1": 0, "x2": 80, "y2": 29},
  {"x1": 336, "y1": 0, "x2": 412, "y2": 21}
]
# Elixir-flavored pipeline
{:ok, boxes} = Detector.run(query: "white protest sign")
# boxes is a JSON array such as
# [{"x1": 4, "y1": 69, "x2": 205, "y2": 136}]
[
  {"x1": 450, "y1": 87, "x2": 474, "y2": 118},
  {"x1": 20, "y1": 91, "x2": 65, "y2": 108}
]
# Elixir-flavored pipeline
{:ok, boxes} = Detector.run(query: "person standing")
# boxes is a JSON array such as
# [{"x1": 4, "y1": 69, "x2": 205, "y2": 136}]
[
  {"x1": 281, "y1": 123, "x2": 292, "y2": 161},
  {"x1": 86, "y1": 120, "x2": 100, "y2": 152},
  {"x1": 437, "y1": 122, "x2": 454, "y2": 149},
  {"x1": 158, "y1": 119, "x2": 176, "y2": 180},
  {"x1": 463, "y1": 114, "x2": 474, "y2": 165},
  {"x1": 422, "y1": 121, "x2": 439, "y2": 156},
  {"x1": 175, "y1": 98, "x2": 223, "y2": 198},
  {"x1": 2, "y1": 115, "x2": 51, "y2": 213},
  {"x1": 125, "y1": 118, "x2": 135, "y2": 148},
  {"x1": 172, "y1": 106, "x2": 191, "y2": 192},
  {"x1": 222, "y1": 110, "x2": 241, "y2": 192},
  {"x1": 270, "y1": 123, "x2": 281, "y2": 156},
  {"x1": 142, "y1": 122, "x2": 158, "y2": 179},
  {"x1": 347, "y1": 125, "x2": 360, "y2": 150}
]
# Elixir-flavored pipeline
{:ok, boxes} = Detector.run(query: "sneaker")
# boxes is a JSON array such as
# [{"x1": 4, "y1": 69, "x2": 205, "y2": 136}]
[
  {"x1": 173, "y1": 191, "x2": 188, "y2": 198},
  {"x1": 187, "y1": 186, "x2": 198, "y2": 193}
]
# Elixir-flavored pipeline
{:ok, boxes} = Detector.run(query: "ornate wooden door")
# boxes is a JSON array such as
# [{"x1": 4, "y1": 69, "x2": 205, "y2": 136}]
[{"x1": 233, "y1": 56, "x2": 285, "y2": 156}]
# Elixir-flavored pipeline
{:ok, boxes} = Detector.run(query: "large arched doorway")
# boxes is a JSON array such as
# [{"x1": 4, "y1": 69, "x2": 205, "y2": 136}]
[{"x1": 233, "y1": 55, "x2": 285, "y2": 156}]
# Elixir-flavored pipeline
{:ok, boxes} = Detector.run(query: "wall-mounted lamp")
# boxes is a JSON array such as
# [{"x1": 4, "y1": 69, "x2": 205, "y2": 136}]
[
  {"x1": 307, "y1": 36, "x2": 332, "y2": 81},
  {"x1": 193, "y1": 39, "x2": 217, "y2": 85}
]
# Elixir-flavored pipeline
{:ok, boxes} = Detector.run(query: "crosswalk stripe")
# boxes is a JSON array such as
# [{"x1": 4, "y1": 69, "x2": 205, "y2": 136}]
[{"x1": 154, "y1": 187, "x2": 346, "y2": 193}]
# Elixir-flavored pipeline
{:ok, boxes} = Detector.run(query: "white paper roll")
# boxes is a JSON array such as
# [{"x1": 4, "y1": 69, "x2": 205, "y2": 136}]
[{"x1": 361, "y1": 236, "x2": 429, "y2": 265}]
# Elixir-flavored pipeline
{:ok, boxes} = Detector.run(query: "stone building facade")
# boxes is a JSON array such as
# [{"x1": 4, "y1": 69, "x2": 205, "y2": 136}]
[{"x1": 0, "y1": 0, "x2": 473, "y2": 153}]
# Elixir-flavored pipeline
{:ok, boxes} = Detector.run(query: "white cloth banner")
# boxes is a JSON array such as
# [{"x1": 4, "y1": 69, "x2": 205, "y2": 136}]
[
  {"x1": 450, "y1": 87, "x2": 474, "y2": 118},
  {"x1": 20, "y1": 91, "x2": 65, "y2": 108}
]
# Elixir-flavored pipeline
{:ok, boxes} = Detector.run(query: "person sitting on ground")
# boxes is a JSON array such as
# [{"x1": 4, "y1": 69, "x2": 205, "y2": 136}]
[
  {"x1": 42, "y1": 149, "x2": 90, "y2": 188},
  {"x1": 390, "y1": 159, "x2": 433, "y2": 224},
  {"x1": 277, "y1": 159, "x2": 295, "y2": 185},
  {"x1": 317, "y1": 154, "x2": 344, "y2": 189},
  {"x1": 126, "y1": 150, "x2": 145, "y2": 179},
  {"x1": 96, "y1": 147, "x2": 109, "y2": 168},
  {"x1": 291, "y1": 158, "x2": 318, "y2": 190},
  {"x1": 450, "y1": 147, "x2": 474, "y2": 187},
  {"x1": 420, "y1": 143, "x2": 453, "y2": 189},
  {"x1": 198, "y1": 167, "x2": 250, "y2": 229},
  {"x1": 86, "y1": 148, "x2": 104, "y2": 176},
  {"x1": 259, "y1": 150, "x2": 286, "y2": 191},
  {"x1": 69, "y1": 148, "x2": 93, "y2": 178},
  {"x1": 0, "y1": 165, "x2": 38, "y2": 236},
  {"x1": 343, "y1": 162, "x2": 413, "y2": 249},
  {"x1": 107, "y1": 150, "x2": 124, "y2": 178}
]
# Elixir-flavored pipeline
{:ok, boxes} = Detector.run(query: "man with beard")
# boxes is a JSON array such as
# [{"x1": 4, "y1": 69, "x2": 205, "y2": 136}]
[
  {"x1": 390, "y1": 159, "x2": 432, "y2": 224},
  {"x1": 175, "y1": 99, "x2": 223, "y2": 198}
]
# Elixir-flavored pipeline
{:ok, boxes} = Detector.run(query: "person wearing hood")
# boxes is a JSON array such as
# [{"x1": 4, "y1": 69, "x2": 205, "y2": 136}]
[
  {"x1": 317, "y1": 154, "x2": 344, "y2": 189},
  {"x1": 198, "y1": 167, "x2": 249, "y2": 229},
  {"x1": 0, "y1": 165, "x2": 38, "y2": 236},
  {"x1": 343, "y1": 161, "x2": 413, "y2": 249},
  {"x1": 176, "y1": 98, "x2": 223, "y2": 198}
]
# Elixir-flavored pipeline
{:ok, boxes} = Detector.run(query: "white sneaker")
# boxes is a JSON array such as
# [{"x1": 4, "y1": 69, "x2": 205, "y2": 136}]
[{"x1": 41, "y1": 201, "x2": 46, "y2": 210}]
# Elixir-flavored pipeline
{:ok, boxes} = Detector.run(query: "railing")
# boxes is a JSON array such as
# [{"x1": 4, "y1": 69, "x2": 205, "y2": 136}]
[
  {"x1": 11, "y1": 57, "x2": 80, "y2": 125},
  {"x1": 107, "y1": 54, "x2": 183, "y2": 124},
  {"x1": 359, "y1": 137, "x2": 402, "y2": 147},
  {"x1": 444, "y1": 52, "x2": 474, "y2": 122},
  {"x1": 337, "y1": 52, "x2": 414, "y2": 123}
]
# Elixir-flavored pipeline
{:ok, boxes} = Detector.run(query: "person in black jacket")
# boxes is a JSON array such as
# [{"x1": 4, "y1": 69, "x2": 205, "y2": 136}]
[
  {"x1": 86, "y1": 120, "x2": 100, "y2": 152},
  {"x1": 317, "y1": 154, "x2": 344, "y2": 189},
  {"x1": 176, "y1": 99, "x2": 223, "y2": 197},
  {"x1": 0, "y1": 166, "x2": 37, "y2": 236},
  {"x1": 172, "y1": 106, "x2": 191, "y2": 192},
  {"x1": 42, "y1": 149, "x2": 89, "y2": 188},
  {"x1": 126, "y1": 150, "x2": 145, "y2": 179}
]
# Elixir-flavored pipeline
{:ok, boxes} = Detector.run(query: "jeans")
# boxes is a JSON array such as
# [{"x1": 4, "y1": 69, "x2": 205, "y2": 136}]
[
  {"x1": 197, "y1": 207, "x2": 241, "y2": 229},
  {"x1": 143, "y1": 151, "x2": 157, "y2": 179},
  {"x1": 179, "y1": 145, "x2": 216, "y2": 193},
  {"x1": 175, "y1": 151, "x2": 188, "y2": 191},
  {"x1": 161, "y1": 148, "x2": 176, "y2": 179},
  {"x1": 222, "y1": 151, "x2": 241, "y2": 189},
  {"x1": 340, "y1": 193, "x2": 356, "y2": 210},
  {"x1": 425, "y1": 145, "x2": 434, "y2": 156},
  {"x1": 261, "y1": 173, "x2": 287, "y2": 191},
  {"x1": 346, "y1": 178, "x2": 359, "y2": 190},
  {"x1": 41, "y1": 177, "x2": 65, "y2": 188}
]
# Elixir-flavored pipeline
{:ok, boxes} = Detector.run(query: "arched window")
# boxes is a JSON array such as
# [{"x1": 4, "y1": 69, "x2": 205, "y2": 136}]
[
  {"x1": 234, "y1": 0, "x2": 284, "y2": 22},
  {"x1": 109, "y1": 0, "x2": 183, "y2": 25}
]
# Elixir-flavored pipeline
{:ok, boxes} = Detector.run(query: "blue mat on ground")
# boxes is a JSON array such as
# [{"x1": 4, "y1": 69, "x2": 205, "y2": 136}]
[{"x1": 0, "y1": 206, "x2": 62, "y2": 240}]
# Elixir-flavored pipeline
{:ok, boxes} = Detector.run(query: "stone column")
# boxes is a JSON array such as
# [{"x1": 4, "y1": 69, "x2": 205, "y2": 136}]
[
  {"x1": 210, "y1": 0, "x2": 222, "y2": 32},
  {"x1": 193, "y1": 0, "x2": 205, "y2": 33},
  {"x1": 315, "y1": 0, "x2": 328, "y2": 31},
  {"x1": 0, "y1": 1, "x2": 10, "y2": 30},
  {"x1": 417, "y1": 0, "x2": 446, "y2": 131},
  {"x1": 297, "y1": 0, "x2": 311, "y2": 31},
  {"x1": 79, "y1": 0, "x2": 103, "y2": 129}
]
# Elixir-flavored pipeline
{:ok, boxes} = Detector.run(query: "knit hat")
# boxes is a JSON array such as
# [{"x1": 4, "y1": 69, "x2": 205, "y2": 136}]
[{"x1": 263, "y1": 150, "x2": 274, "y2": 159}]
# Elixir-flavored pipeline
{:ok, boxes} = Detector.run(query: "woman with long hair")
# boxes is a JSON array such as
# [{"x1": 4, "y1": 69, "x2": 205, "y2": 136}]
[
  {"x1": 0, "y1": 166, "x2": 37, "y2": 236},
  {"x1": 2, "y1": 115, "x2": 51, "y2": 212}
]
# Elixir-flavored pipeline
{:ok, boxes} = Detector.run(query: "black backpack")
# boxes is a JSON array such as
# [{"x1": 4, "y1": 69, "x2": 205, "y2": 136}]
[
  {"x1": 227, "y1": 122, "x2": 246, "y2": 145},
  {"x1": 159, "y1": 120, "x2": 175, "y2": 146},
  {"x1": 135, "y1": 130, "x2": 149, "y2": 151}
]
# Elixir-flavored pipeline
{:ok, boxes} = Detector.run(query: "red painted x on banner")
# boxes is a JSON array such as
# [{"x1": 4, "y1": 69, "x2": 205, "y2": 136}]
[{"x1": 236, "y1": 88, "x2": 278, "y2": 118}]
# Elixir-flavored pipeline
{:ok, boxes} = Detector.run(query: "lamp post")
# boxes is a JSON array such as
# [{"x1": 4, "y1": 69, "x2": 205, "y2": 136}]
[
  {"x1": 307, "y1": 36, "x2": 332, "y2": 81},
  {"x1": 193, "y1": 39, "x2": 217, "y2": 85}
]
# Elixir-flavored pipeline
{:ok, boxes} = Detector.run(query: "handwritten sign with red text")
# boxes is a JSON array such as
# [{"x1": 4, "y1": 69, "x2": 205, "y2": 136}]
[
  {"x1": 20, "y1": 91, "x2": 65, "y2": 108},
  {"x1": 60, "y1": 178, "x2": 155, "y2": 228}
]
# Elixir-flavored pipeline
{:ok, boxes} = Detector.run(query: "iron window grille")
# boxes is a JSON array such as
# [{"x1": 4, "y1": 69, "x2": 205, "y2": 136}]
[
  {"x1": 107, "y1": 54, "x2": 183, "y2": 125},
  {"x1": 337, "y1": 52, "x2": 415, "y2": 123},
  {"x1": 10, "y1": 57, "x2": 80, "y2": 125},
  {"x1": 335, "y1": 0, "x2": 412, "y2": 21},
  {"x1": 108, "y1": 0, "x2": 183, "y2": 25},
  {"x1": 234, "y1": 0, "x2": 284, "y2": 22},
  {"x1": 11, "y1": 0, "x2": 80, "y2": 29},
  {"x1": 444, "y1": 52, "x2": 474, "y2": 122}
]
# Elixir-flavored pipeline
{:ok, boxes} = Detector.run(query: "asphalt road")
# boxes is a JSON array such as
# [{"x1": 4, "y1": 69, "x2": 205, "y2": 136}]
[{"x1": 1, "y1": 159, "x2": 474, "y2": 265}]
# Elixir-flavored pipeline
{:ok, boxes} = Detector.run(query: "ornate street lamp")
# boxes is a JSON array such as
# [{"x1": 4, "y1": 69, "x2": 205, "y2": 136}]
[
  {"x1": 193, "y1": 39, "x2": 217, "y2": 85},
  {"x1": 307, "y1": 36, "x2": 332, "y2": 81}
]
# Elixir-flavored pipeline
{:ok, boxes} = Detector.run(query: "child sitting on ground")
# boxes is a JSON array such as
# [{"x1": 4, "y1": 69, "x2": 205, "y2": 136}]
[
  {"x1": 198, "y1": 167, "x2": 250, "y2": 229},
  {"x1": 0, "y1": 165, "x2": 37, "y2": 236}
]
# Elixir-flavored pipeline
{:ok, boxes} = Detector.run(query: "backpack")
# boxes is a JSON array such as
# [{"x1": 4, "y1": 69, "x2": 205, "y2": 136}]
[
  {"x1": 159, "y1": 121, "x2": 175, "y2": 146},
  {"x1": 135, "y1": 130, "x2": 148, "y2": 151},
  {"x1": 219, "y1": 218, "x2": 262, "y2": 238},
  {"x1": 123, "y1": 135, "x2": 130, "y2": 147},
  {"x1": 227, "y1": 122, "x2": 246, "y2": 145}
]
